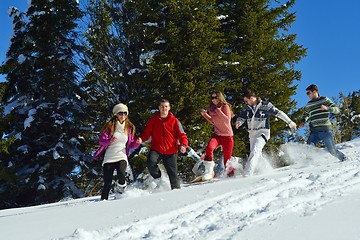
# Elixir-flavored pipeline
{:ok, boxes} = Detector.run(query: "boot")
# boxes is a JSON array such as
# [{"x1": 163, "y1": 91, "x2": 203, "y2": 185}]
[
  {"x1": 202, "y1": 161, "x2": 215, "y2": 180},
  {"x1": 115, "y1": 182, "x2": 127, "y2": 194},
  {"x1": 226, "y1": 161, "x2": 235, "y2": 177}
]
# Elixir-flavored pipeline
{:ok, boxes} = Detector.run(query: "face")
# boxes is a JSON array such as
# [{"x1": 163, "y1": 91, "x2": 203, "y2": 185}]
[
  {"x1": 159, "y1": 102, "x2": 170, "y2": 117},
  {"x1": 306, "y1": 90, "x2": 317, "y2": 100},
  {"x1": 116, "y1": 112, "x2": 127, "y2": 122},
  {"x1": 243, "y1": 96, "x2": 256, "y2": 106},
  {"x1": 211, "y1": 93, "x2": 220, "y2": 104}
]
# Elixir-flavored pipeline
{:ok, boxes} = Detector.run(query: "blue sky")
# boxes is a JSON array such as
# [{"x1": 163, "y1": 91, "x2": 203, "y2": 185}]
[{"x1": 0, "y1": 0, "x2": 359, "y2": 108}]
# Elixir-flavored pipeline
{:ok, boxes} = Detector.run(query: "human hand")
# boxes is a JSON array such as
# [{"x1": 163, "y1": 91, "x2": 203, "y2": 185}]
[
  {"x1": 321, "y1": 105, "x2": 328, "y2": 110},
  {"x1": 136, "y1": 137, "x2": 142, "y2": 144},
  {"x1": 299, "y1": 122, "x2": 305, "y2": 128},
  {"x1": 110, "y1": 137, "x2": 118, "y2": 142},
  {"x1": 180, "y1": 145, "x2": 187, "y2": 153},
  {"x1": 235, "y1": 121, "x2": 241, "y2": 129}
]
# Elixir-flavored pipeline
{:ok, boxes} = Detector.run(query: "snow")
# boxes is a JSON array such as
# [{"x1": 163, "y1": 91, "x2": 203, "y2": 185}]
[
  {"x1": 139, "y1": 50, "x2": 160, "y2": 66},
  {"x1": 127, "y1": 68, "x2": 149, "y2": 75},
  {"x1": 18, "y1": 54, "x2": 26, "y2": 64},
  {"x1": 1, "y1": 139, "x2": 360, "y2": 240},
  {"x1": 3, "y1": 96, "x2": 26, "y2": 115},
  {"x1": 143, "y1": 22, "x2": 158, "y2": 27},
  {"x1": 24, "y1": 108, "x2": 36, "y2": 130}
]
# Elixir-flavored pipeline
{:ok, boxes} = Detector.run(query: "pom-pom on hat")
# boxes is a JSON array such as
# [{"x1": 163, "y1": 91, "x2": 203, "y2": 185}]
[{"x1": 112, "y1": 103, "x2": 128, "y2": 115}]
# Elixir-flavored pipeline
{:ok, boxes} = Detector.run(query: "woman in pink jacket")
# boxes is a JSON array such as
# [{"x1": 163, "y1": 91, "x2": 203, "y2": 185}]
[
  {"x1": 94, "y1": 103, "x2": 139, "y2": 200},
  {"x1": 200, "y1": 91, "x2": 235, "y2": 180}
]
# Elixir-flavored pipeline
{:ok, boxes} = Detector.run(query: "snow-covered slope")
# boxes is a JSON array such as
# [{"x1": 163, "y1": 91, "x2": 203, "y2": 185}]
[{"x1": 1, "y1": 139, "x2": 360, "y2": 240}]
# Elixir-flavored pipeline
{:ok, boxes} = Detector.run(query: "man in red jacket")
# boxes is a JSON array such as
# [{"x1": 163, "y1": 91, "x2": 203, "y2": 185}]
[{"x1": 136, "y1": 99, "x2": 188, "y2": 189}]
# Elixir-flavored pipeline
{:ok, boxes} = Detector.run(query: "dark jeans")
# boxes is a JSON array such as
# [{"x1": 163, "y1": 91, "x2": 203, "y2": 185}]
[
  {"x1": 147, "y1": 150, "x2": 180, "y2": 189},
  {"x1": 101, "y1": 161, "x2": 127, "y2": 200},
  {"x1": 307, "y1": 130, "x2": 346, "y2": 161}
]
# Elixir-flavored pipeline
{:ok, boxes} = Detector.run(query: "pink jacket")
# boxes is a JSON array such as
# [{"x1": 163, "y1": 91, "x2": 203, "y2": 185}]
[
  {"x1": 93, "y1": 128, "x2": 139, "y2": 160},
  {"x1": 203, "y1": 104, "x2": 233, "y2": 136}
]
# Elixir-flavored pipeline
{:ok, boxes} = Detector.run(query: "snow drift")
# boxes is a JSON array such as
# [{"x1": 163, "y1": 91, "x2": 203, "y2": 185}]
[{"x1": 1, "y1": 139, "x2": 360, "y2": 240}]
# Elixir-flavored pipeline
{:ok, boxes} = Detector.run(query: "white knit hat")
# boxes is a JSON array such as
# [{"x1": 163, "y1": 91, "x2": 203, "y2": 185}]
[{"x1": 112, "y1": 103, "x2": 128, "y2": 115}]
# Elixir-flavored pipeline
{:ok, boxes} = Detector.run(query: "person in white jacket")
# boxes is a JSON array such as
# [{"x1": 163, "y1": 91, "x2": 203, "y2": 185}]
[
  {"x1": 235, "y1": 90, "x2": 297, "y2": 176},
  {"x1": 95, "y1": 103, "x2": 139, "y2": 200}
]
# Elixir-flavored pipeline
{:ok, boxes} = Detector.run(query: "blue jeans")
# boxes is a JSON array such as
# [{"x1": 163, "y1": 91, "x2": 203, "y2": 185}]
[
  {"x1": 307, "y1": 130, "x2": 346, "y2": 161},
  {"x1": 215, "y1": 155, "x2": 225, "y2": 177}
]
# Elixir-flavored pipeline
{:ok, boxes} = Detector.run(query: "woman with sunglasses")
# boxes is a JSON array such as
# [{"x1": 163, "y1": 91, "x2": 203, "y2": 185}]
[
  {"x1": 200, "y1": 91, "x2": 235, "y2": 180},
  {"x1": 94, "y1": 103, "x2": 139, "y2": 200}
]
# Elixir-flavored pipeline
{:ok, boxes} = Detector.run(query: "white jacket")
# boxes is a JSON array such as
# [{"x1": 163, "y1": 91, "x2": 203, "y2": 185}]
[
  {"x1": 236, "y1": 100, "x2": 295, "y2": 140},
  {"x1": 103, "y1": 121, "x2": 128, "y2": 166}
]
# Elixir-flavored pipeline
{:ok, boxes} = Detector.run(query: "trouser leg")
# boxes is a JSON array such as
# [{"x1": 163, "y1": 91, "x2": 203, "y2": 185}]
[
  {"x1": 220, "y1": 136, "x2": 234, "y2": 167},
  {"x1": 117, "y1": 160, "x2": 127, "y2": 185},
  {"x1": 321, "y1": 130, "x2": 346, "y2": 161},
  {"x1": 244, "y1": 136, "x2": 266, "y2": 176},
  {"x1": 101, "y1": 163, "x2": 116, "y2": 200},
  {"x1": 163, "y1": 154, "x2": 180, "y2": 189},
  {"x1": 147, "y1": 150, "x2": 161, "y2": 179},
  {"x1": 307, "y1": 131, "x2": 319, "y2": 146},
  {"x1": 204, "y1": 135, "x2": 220, "y2": 161}
]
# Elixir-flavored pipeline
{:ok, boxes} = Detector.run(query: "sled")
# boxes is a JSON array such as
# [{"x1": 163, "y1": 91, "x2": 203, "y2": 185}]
[{"x1": 183, "y1": 176, "x2": 219, "y2": 187}]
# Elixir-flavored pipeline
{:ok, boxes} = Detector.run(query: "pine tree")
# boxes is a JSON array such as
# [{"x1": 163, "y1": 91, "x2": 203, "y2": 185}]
[
  {"x1": 124, "y1": 0, "x2": 225, "y2": 148},
  {"x1": 0, "y1": 0, "x2": 87, "y2": 209},
  {"x1": 80, "y1": 0, "x2": 155, "y2": 131},
  {"x1": 0, "y1": 82, "x2": 16, "y2": 155},
  {"x1": 337, "y1": 91, "x2": 360, "y2": 142},
  {"x1": 350, "y1": 90, "x2": 360, "y2": 137},
  {"x1": 81, "y1": 0, "x2": 124, "y2": 117},
  {"x1": 217, "y1": 0, "x2": 307, "y2": 155}
]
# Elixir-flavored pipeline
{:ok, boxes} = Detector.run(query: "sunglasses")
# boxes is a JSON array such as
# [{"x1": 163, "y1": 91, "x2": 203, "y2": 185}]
[
  {"x1": 306, "y1": 91, "x2": 312, "y2": 95},
  {"x1": 211, "y1": 96, "x2": 218, "y2": 99},
  {"x1": 117, "y1": 111, "x2": 128, "y2": 115}
]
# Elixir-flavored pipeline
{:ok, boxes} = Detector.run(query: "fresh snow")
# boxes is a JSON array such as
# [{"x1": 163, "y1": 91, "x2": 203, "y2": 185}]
[
  {"x1": 24, "y1": 109, "x2": 36, "y2": 130},
  {"x1": 1, "y1": 139, "x2": 360, "y2": 240}
]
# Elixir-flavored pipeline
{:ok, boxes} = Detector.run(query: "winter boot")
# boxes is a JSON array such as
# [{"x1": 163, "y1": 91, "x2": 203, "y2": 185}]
[
  {"x1": 115, "y1": 182, "x2": 127, "y2": 194},
  {"x1": 226, "y1": 161, "x2": 235, "y2": 177},
  {"x1": 202, "y1": 161, "x2": 215, "y2": 181}
]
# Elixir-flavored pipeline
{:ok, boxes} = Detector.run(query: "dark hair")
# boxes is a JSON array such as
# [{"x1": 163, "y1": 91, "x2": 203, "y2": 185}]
[
  {"x1": 160, "y1": 99, "x2": 170, "y2": 106},
  {"x1": 242, "y1": 90, "x2": 256, "y2": 98},
  {"x1": 306, "y1": 84, "x2": 318, "y2": 92}
]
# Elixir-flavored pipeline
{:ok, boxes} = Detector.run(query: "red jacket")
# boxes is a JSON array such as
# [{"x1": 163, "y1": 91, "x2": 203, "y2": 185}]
[{"x1": 139, "y1": 111, "x2": 188, "y2": 155}]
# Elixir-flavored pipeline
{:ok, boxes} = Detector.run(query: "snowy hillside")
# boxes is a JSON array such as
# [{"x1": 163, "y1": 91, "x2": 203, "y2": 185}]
[{"x1": 1, "y1": 139, "x2": 360, "y2": 240}]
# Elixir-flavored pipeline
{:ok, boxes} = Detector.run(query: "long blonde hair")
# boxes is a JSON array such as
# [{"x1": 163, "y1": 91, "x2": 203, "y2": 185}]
[
  {"x1": 211, "y1": 91, "x2": 235, "y2": 118},
  {"x1": 101, "y1": 115, "x2": 136, "y2": 136}
]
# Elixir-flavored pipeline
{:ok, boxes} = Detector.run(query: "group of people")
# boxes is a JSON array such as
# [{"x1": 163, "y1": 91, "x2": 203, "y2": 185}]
[{"x1": 94, "y1": 84, "x2": 347, "y2": 200}]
